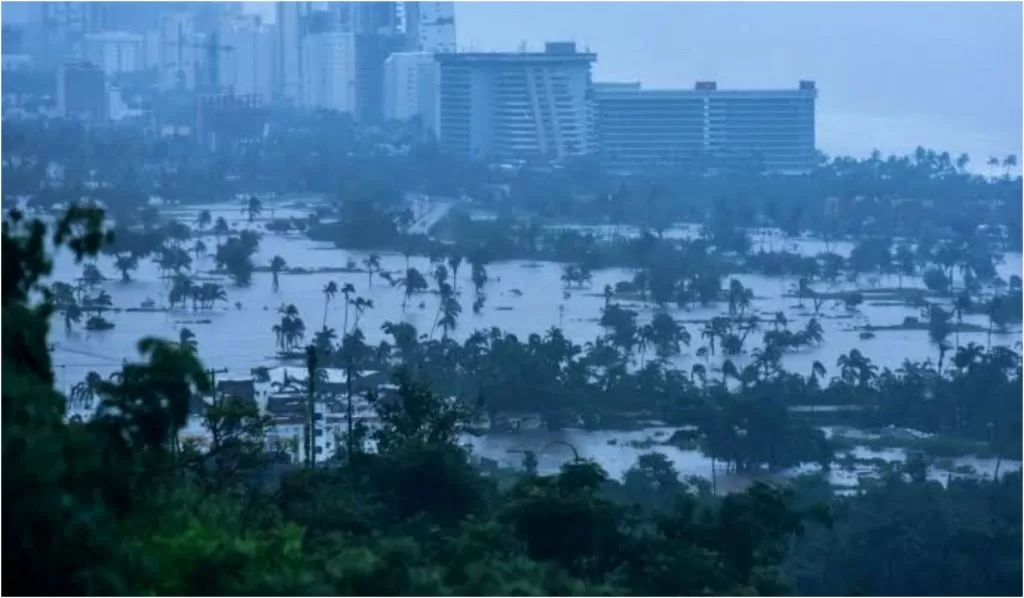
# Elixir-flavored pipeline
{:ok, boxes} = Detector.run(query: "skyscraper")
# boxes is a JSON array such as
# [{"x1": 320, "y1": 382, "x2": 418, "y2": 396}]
[
  {"x1": 401, "y1": 2, "x2": 455, "y2": 53},
  {"x1": 300, "y1": 31, "x2": 357, "y2": 113},
  {"x1": 276, "y1": 1, "x2": 310, "y2": 103},
  {"x1": 383, "y1": 51, "x2": 439, "y2": 131},
  {"x1": 157, "y1": 11, "x2": 201, "y2": 90},
  {"x1": 218, "y1": 14, "x2": 276, "y2": 103},
  {"x1": 437, "y1": 42, "x2": 596, "y2": 161}
]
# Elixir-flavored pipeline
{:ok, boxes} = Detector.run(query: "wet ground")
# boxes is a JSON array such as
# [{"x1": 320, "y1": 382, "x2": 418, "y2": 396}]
[{"x1": 43, "y1": 198, "x2": 1023, "y2": 485}]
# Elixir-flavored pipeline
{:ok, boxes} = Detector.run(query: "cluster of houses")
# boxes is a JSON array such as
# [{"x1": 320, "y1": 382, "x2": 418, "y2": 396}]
[{"x1": 171, "y1": 365, "x2": 392, "y2": 465}]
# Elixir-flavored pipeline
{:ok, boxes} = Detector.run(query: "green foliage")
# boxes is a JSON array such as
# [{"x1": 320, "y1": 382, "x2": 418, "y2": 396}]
[{"x1": 5, "y1": 199, "x2": 1021, "y2": 596}]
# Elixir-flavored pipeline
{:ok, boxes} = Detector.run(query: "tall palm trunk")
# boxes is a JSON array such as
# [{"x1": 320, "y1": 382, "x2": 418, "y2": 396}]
[
  {"x1": 305, "y1": 346, "x2": 317, "y2": 468},
  {"x1": 346, "y1": 361, "x2": 355, "y2": 470}
]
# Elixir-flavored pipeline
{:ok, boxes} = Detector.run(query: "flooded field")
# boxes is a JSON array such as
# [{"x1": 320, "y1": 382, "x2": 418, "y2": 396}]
[{"x1": 43, "y1": 198, "x2": 1023, "y2": 483}]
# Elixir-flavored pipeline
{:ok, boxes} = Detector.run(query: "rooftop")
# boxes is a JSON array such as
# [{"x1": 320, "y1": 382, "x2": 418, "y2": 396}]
[
  {"x1": 595, "y1": 80, "x2": 817, "y2": 98},
  {"x1": 438, "y1": 42, "x2": 595, "y2": 64}
]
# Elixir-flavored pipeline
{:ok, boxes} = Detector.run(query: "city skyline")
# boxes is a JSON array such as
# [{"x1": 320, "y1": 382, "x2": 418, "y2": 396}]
[
  {"x1": 452, "y1": 1, "x2": 1021, "y2": 166},
  {"x1": 230, "y1": 1, "x2": 1023, "y2": 164}
]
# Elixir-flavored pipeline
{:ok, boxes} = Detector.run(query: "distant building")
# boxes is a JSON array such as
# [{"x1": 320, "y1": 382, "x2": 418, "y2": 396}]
[
  {"x1": 57, "y1": 61, "x2": 107, "y2": 120},
  {"x1": 384, "y1": 51, "x2": 439, "y2": 132},
  {"x1": 595, "y1": 80, "x2": 817, "y2": 173},
  {"x1": 401, "y1": 2, "x2": 455, "y2": 53},
  {"x1": 218, "y1": 14, "x2": 276, "y2": 102},
  {"x1": 331, "y1": 1, "x2": 399, "y2": 35},
  {"x1": 156, "y1": 12, "x2": 202, "y2": 90},
  {"x1": 300, "y1": 31, "x2": 357, "y2": 113},
  {"x1": 437, "y1": 42, "x2": 596, "y2": 162},
  {"x1": 355, "y1": 32, "x2": 404, "y2": 124},
  {"x1": 275, "y1": 1, "x2": 309, "y2": 103},
  {"x1": 83, "y1": 31, "x2": 144, "y2": 77}
]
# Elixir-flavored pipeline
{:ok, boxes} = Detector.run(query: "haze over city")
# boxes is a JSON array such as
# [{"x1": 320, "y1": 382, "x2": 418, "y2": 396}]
[
  {"x1": 3, "y1": 1, "x2": 1022, "y2": 596},
  {"x1": 236, "y1": 0, "x2": 1024, "y2": 165}
]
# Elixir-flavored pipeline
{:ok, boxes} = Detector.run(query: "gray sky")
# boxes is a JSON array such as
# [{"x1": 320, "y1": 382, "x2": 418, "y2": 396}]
[{"x1": 455, "y1": 1, "x2": 1022, "y2": 164}]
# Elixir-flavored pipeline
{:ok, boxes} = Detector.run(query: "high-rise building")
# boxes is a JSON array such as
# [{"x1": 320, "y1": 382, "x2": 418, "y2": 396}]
[
  {"x1": 218, "y1": 14, "x2": 276, "y2": 103},
  {"x1": 57, "y1": 61, "x2": 107, "y2": 120},
  {"x1": 437, "y1": 42, "x2": 596, "y2": 162},
  {"x1": 156, "y1": 12, "x2": 202, "y2": 90},
  {"x1": 83, "y1": 31, "x2": 144, "y2": 77},
  {"x1": 383, "y1": 51, "x2": 439, "y2": 132},
  {"x1": 300, "y1": 31, "x2": 357, "y2": 113},
  {"x1": 401, "y1": 2, "x2": 455, "y2": 53},
  {"x1": 355, "y1": 32, "x2": 404, "y2": 124},
  {"x1": 595, "y1": 80, "x2": 817, "y2": 173},
  {"x1": 332, "y1": 1, "x2": 398, "y2": 35},
  {"x1": 275, "y1": 1, "x2": 310, "y2": 103}
]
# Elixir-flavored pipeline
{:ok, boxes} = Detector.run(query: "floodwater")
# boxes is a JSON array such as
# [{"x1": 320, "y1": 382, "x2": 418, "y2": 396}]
[{"x1": 42, "y1": 198, "x2": 1023, "y2": 484}]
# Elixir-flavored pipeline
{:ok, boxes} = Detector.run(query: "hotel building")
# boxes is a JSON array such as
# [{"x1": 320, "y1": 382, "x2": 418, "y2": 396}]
[
  {"x1": 595, "y1": 80, "x2": 817, "y2": 173},
  {"x1": 437, "y1": 42, "x2": 596, "y2": 162}
]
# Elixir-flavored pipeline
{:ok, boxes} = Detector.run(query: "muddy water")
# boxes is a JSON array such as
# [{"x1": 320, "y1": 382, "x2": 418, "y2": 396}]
[{"x1": 43, "y1": 199, "x2": 1022, "y2": 483}]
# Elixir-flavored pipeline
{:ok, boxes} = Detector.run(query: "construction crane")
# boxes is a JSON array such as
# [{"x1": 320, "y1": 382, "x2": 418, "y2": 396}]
[{"x1": 166, "y1": 27, "x2": 234, "y2": 92}]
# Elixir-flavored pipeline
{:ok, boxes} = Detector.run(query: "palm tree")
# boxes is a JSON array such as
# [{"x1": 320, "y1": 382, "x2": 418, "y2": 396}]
[
  {"x1": 439, "y1": 296, "x2": 461, "y2": 338},
  {"x1": 363, "y1": 253, "x2": 381, "y2": 287},
  {"x1": 955, "y1": 153, "x2": 970, "y2": 173},
  {"x1": 270, "y1": 255, "x2": 287, "y2": 292},
  {"x1": 837, "y1": 349, "x2": 877, "y2": 387},
  {"x1": 430, "y1": 282, "x2": 450, "y2": 338},
  {"x1": 212, "y1": 217, "x2": 230, "y2": 247},
  {"x1": 200, "y1": 283, "x2": 227, "y2": 310},
  {"x1": 952, "y1": 290, "x2": 971, "y2": 348},
  {"x1": 927, "y1": 305, "x2": 953, "y2": 369},
  {"x1": 401, "y1": 268, "x2": 427, "y2": 311},
  {"x1": 243, "y1": 195, "x2": 263, "y2": 222},
  {"x1": 803, "y1": 318, "x2": 825, "y2": 345},
  {"x1": 433, "y1": 263, "x2": 449, "y2": 293},
  {"x1": 322, "y1": 281, "x2": 338, "y2": 329},
  {"x1": 178, "y1": 327, "x2": 198, "y2": 354},
  {"x1": 471, "y1": 263, "x2": 488, "y2": 298},
  {"x1": 1002, "y1": 154, "x2": 1018, "y2": 178},
  {"x1": 351, "y1": 296, "x2": 374, "y2": 330},
  {"x1": 314, "y1": 326, "x2": 337, "y2": 356},
  {"x1": 809, "y1": 360, "x2": 827, "y2": 387},
  {"x1": 113, "y1": 253, "x2": 139, "y2": 283},
  {"x1": 701, "y1": 317, "x2": 730, "y2": 356},
  {"x1": 341, "y1": 283, "x2": 356, "y2": 332},
  {"x1": 447, "y1": 252, "x2": 463, "y2": 293},
  {"x1": 191, "y1": 239, "x2": 207, "y2": 264},
  {"x1": 986, "y1": 295, "x2": 1008, "y2": 348},
  {"x1": 63, "y1": 302, "x2": 83, "y2": 332},
  {"x1": 195, "y1": 209, "x2": 212, "y2": 234},
  {"x1": 727, "y1": 279, "x2": 752, "y2": 316}
]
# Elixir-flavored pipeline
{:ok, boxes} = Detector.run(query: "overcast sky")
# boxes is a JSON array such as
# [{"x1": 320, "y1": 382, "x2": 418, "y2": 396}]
[{"x1": 453, "y1": 1, "x2": 1022, "y2": 164}]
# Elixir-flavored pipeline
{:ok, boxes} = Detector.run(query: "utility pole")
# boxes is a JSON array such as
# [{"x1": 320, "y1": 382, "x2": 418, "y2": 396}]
[
  {"x1": 305, "y1": 345, "x2": 317, "y2": 468},
  {"x1": 206, "y1": 367, "x2": 229, "y2": 404}
]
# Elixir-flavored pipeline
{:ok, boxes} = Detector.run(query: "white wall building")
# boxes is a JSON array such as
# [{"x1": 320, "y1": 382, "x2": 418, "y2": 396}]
[
  {"x1": 83, "y1": 31, "x2": 143, "y2": 77},
  {"x1": 383, "y1": 51, "x2": 438, "y2": 132},
  {"x1": 218, "y1": 15, "x2": 276, "y2": 102},
  {"x1": 300, "y1": 31, "x2": 357, "y2": 113}
]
